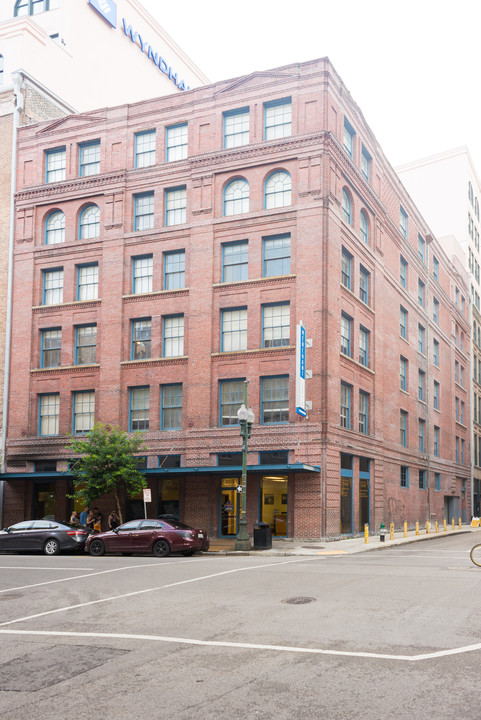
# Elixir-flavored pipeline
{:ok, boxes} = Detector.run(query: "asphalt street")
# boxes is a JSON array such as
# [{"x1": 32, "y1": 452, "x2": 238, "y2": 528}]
[{"x1": 0, "y1": 533, "x2": 480, "y2": 719}]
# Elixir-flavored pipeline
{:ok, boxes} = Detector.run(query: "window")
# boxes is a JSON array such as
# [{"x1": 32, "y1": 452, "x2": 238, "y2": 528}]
[
  {"x1": 134, "y1": 192, "x2": 154, "y2": 231},
  {"x1": 163, "y1": 315, "x2": 184, "y2": 357},
  {"x1": 418, "y1": 279, "x2": 425, "y2": 307},
  {"x1": 433, "y1": 380, "x2": 439, "y2": 410},
  {"x1": 433, "y1": 256, "x2": 439, "y2": 282},
  {"x1": 400, "y1": 410, "x2": 407, "y2": 446},
  {"x1": 433, "y1": 338, "x2": 439, "y2": 366},
  {"x1": 359, "y1": 266, "x2": 369, "y2": 303},
  {"x1": 418, "y1": 234, "x2": 425, "y2": 263},
  {"x1": 343, "y1": 117, "x2": 355, "y2": 158},
  {"x1": 77, "y1": 264, "x2": 98, "y2": 301},
  {"x1": 39, "y1": 393, "x2": 59, "y2": 436},
  {"x1": 455, "y1": 360, "x2": 459, "y2": 383},
  {"x1": 263, "y1": 234, "x2": 290, "y2": 277},
  {"x1": 75, "y1": 325, "x2": 96, "y2": 365},
  {"x1": 460, "y1": 365, "x2": 464, "y2": 387},
  {"x1": 360, "y1": 210, "x2": 368, "y2": 243},
  {"x1": 45, "y1": 147, "x2": 66, "y2": 183},
  {"x1": 45, "y1": 211, "x2": 65, "y2": 245},
  {"x1": 43, "y1": 268, "x2": 63, "y2": 305},
  {"x1": 166, "y1": 123, "x2": 187, "y2": 162},
  {"x1": 469, "y1": 181, "x2": 474, "y2": 205},
  {"x1": 264, "y1": 98, "x2": 291, "y2": 140},
  {"x1": 418, "y1": 324, "x2": 425, "y2": 354},
  {"x1": 262, "y1": 376, "x2": 289, "y2": 423},
  {"x1": 359, "y1": 326, "x2": 369, "y2": 366},
  {"x1": 79, "y1": 204, "x2": 100, "y2": 239},
  {"x1": 161, "y1": 384, "x2": 182, "y2": 430},
  {"x1": 461, "y1": 401, "x2": 465, "y2": 425},
  {"x1": 130, "y1": 387, "x2": 149, "y2": 431},
  {"x1": 419, "y1": 469, "x2": 426, "y2": 489},
  {"x1": 41, "y1": 329, "x2": 61, "y2": 368},
  {"x1": 165, "y1": 186, "x2": 186, "y2": 226},
  {"x1": 455, "y1": 397, "x2": 459, "y2": 422},
  {"x1": 434, "y1": 472, "x2": 441, "y2": 491},
  {"x1": 433, "y1": 297, "x2": 439, "y2": 324},
  {"x1": 340, "y1": 382, "x2": 351, "y2": 429},
  {"x1": 456, "y1": 436, "x2": 459, "y2": 463},
  {"x1": 73, "y1": 391, "x2": 95, "y2": 434},
  {"x1": 400, "y1": 306, "x2": 407, "y2": 339},
  {"x1": 224, "y1": 108, "x2": 249, "y2": 148},
  {"x1": 418, "y1": 370, "x2": 425, "y2": 401},
  {"x1": 219, "y1": 379, "x2": 244, "y2": 426},
  {"x1": 135, "y1": 130, "x2": 156, "y2": 168},
  {"x1": 400, "y1": 256, "x2": 407, "y2": 288},
  {"x1": 131, "y1": 319, "x2": 151, "y2": 360},
  {"x1": 400, "y1": 466, "x2": 409, "y2": 488},
  {"x1": 400, "y1": 207, "x2": 408, "y2": 238},
  {"x1": 79, "y1": 141, "x2": 100, "y2": 177},
  {"x1": 264, "y1": 171, "x2": 291, "y2": 209},
  {"x1": 221, "y1": 308, "x2": 247, "y2": 352},
  {"x1": 461, "y1": 439, "x2": 465, "y2": 464},
  {"x1": 223, "y1": 241, "x2": 248, "y2": 282},
  {"x1": 341, "y1": 313, "x2": 352, "y2": 356},
  {"x1": 400, "y1": 356, "x2": 407, "y2": 391},
  {"x1": 341, "y1": 248, "x2": 352, "y2": 289},
  {"x1": 224, "y1": 178, "x2": 249, "y2": 216},
  {"x1": 418, "y1": 419, "x2": 425, "y2": 452},
  {"x1": 263, "y1": 304, "x2": 290, "y2": 348},
  {"x1": 361, "y1": 145, "x2": 371, "y2": 181},
  {"x1": 434, "y1": 426, "x2": 439, "y2": 457},
  {"x1": 359, "y1": 391, "x2": 368, "y2": 434},
  {"x1": 132, "y1": 256, "x2": 153, "y2": 294},
  {"x1": 15, "y1": 0, "x2": 57, "y2": 15},
  {"x1": 341, "y1": 189, "x2": 352, "y2": 224},
  {"x1": 164, "y1": 250, "x2": 185, "y2": 290}
]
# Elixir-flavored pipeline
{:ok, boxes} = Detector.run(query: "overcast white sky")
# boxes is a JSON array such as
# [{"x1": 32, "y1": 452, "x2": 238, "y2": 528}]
[{"x1": 141, "y1": 0, "x2": 481, "y2": 173}]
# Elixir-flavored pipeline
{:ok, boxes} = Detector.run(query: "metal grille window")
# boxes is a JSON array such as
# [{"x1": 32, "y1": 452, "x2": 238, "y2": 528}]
[
  {"x1": 76, "y1": 325, "x2": 97, "y2": 365},
  {"x1": 341, "y1": 314, "x2": 352, "y2": 356},
  {"x1": 39, "y1": 394, "x2": 59, "y2": 436},
  {"x1": 130, "y1": 387, "x2": 149, "y2": 431},
  {"x1": 340, "y1": 382, "x2": 351, "y2": 429},
  {"x1": 79, "y1": 204, "x2": 100, "y2": 239},
  {"x1": 41, "y1": 329, "x2": 61, "y2": 368},
  {"x1": 161, "y1": 384, "x2": 182, "y2": 430},
  {"x1": 166, "y1": 124, "x2": 187, "y2": 162},
  {"x1": 131, "y1": 319, "x2": 151, "y2": 360},
  {"x1": 224, "y1": 109, "x2": 249, "y2": 148},
  {"x1": 73, "y1": 391, "x2": 95, "y2": 434},
  {"x1": 224, "y1": 179, "x2": 249, "y2": 216},
  {"x1": 163, "y1": 315, "x2": 184, "y2": 357},
  {"x1": 45, "y1": 211, "x2": 65, "y2": 245},
  {"x1": 359, "y1": 326, "x2": 368, "y2": 366},
  {"x1": 222, "y1": 308, "x2": 247, "y2": 352},
  {"x1": 264, "y1": 171, "x2": 291, "y2": 209},
  {"x1": 263, "y1": 235, "x2": 290, "y2": 277},
  {"x1": 134, "y1": 193, "x2": 154, "y2": 231},
  {"x1": 43, "y1": 269, "x2": 63, "y2": 305},
  {"x1": 359, "y1": 391, "x2": 368, "y2": 434},
  {"x1": 264, "y1": 99, "x2": 291, "y2": 140},
  {"x1": 164, "y1": 251, "x2": 185, "y2": 290},
  {"x1": 222, "y1": 241, "x2": 248, "y2": 282},
  {"x1": 219, "y1": 379, "x2": 244, "y2": 426},
  {"x1": 165, "y1": 187, "x2": 186, "y2": 225},
  {"x1": 419, "y1": 469, "x2": 426, "y2": 489},
  {"x1": 263, "y1": 304, "x2": 290, "y2": 348},
  {"x1": 135, "y1": 130, "x2": 156, "y2": 168},
  {"x1": 45, "y1": 147, "x2": 66, "y2": 183},
  {"x1": 77, "y1": 264, "x2": 98, "y2": 301},
  {"x1": 341, "y1": 248, "x2": 352, "y2": 289},
  {"x1": 262, "y1": 376, "x2": 289, "y2": 424},
  {"x1": 79, "y1": 141, "x2": 100, "y2": 176},
  {"x1": 133, "y1": 256, "x2": 153, "y2": 294}
]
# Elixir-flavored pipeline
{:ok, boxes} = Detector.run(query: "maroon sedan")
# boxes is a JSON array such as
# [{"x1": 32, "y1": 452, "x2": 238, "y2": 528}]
[{"x1": 85, "y1": 518, "x2": 209, "y2": 558}]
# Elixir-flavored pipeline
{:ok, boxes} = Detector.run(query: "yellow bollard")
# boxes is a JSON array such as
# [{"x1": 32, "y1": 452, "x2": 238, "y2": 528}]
[
  {"x1": 403, "y1": 521, "x2": 407, "y2": 538},
  {"x1": 426, "y1": 520, "x2": 430, "y2": 534},
  {"x1": 435, "y1": 521, "x2": 439, "y2": 533},
  {"x1": 459, "y1": 517, "x2": 462, "y2": 529},
  {"x1": 444, "y1": 518, "x2": 447, "y2": 532},
  {"x1": 390, "y1": 523, "x2": 394, "y2": 540},
  {"x1": 452, "y1": 518, "x2": 455, "y2": 531},
  {"x1": 364, "y1": 523, "x2": 369, "y2": 544},
  {"x1": 416, "y1": 521, "x2": 419, "y2": 536}
]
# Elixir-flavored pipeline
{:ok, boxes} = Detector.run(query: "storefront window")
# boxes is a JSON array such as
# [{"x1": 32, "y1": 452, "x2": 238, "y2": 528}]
[
  {"x1": 33, "y1": 481, "x2": 56, "y2": 519},
  {"x1": 260, "y1": 475, "x2": 287, "y2": 536},
  {"x1": 158, "y1": 478, "x2": 180, "y2": 520}
]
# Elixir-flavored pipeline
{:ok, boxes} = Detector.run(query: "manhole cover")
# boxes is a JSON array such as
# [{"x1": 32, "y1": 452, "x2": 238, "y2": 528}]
[
  {"x1": 302, "y1": 545, "x2": 325, "y2": 550},
  {"x1": 282, "y1": 596, "x2": 316, "y2": 605}
]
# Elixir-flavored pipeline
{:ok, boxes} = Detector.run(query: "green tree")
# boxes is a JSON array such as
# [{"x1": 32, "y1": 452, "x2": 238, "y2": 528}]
[{"x1": 67, "y1": 423, "x2": 147, "y2": 523}]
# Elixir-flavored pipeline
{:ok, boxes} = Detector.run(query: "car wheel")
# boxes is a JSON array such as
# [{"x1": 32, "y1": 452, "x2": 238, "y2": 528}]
[
  {"x1": 44, "y1": 538, "x2": 60, "y2": 556},
  {"x1": 182, "y1": 550, "x2": 196, "y2": 556},
  {"x1": 152, "y1": 540, "x2": 170, "y2": 558},
  {"x1": 89, "y1": 539, "x2": 105, "y2": 557}
]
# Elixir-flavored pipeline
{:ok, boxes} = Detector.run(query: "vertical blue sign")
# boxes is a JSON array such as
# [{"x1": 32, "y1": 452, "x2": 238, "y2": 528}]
[
  {"x1": 296, "y1": 322, "x2": 307, "y2": 417},
  {"x1": 89, "y1": 0, "x2": 117, "y2": 28}
]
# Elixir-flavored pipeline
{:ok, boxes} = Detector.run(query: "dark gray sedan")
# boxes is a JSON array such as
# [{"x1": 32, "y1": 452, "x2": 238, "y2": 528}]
[{"x1": 0, "y1": 520, "x2": 91, "y2": 555}]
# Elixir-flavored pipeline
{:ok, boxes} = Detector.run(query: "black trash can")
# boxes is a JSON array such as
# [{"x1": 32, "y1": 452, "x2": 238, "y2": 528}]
[{"x1": 253, "y1": 522, "x2": 272, "y2": 550}]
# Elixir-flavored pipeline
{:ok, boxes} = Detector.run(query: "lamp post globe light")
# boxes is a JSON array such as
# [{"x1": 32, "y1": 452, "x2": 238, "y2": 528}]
[{"x1": 235, "y1": 387, "x2": 254, "y2": 551}]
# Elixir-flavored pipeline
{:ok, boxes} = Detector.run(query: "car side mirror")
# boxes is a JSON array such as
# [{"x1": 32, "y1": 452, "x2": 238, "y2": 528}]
[{"x1": 3, "y1": 527, "x2": 11, "y2": 533}]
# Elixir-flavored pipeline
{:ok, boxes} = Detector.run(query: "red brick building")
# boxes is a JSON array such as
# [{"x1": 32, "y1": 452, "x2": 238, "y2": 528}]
[{"x1": 3, "y1": 58, "x2": 471, "y2": 538}]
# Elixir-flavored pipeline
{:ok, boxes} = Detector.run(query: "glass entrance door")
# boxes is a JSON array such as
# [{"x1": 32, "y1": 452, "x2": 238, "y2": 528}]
[{"x1": 220, "y1": 479, "x2": 240, "y2": 536}]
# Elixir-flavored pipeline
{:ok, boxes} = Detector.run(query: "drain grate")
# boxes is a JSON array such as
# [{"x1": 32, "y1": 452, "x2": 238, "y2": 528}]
[{"x1": 282, "y1": 596, "x2": 316, "y2": 605}]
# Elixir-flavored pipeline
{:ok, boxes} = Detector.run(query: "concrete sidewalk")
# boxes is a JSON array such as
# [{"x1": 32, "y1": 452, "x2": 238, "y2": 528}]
[{"x1": 203, "y1": 524, "x2": 481, "y2": 556}]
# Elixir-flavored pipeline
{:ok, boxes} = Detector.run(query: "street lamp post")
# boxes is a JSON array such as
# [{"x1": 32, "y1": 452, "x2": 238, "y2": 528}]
[{"x1": 235, "y1": 384, "x2": 254, "y2": 551}]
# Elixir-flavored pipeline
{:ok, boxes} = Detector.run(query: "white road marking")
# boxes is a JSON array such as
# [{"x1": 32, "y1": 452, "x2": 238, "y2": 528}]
[
  {"x1": 0, "y1": 628, "x2": 479, "y2": 663},
  {"x1": 0, "y1": 558, "x2": 310, "y2": 626}
]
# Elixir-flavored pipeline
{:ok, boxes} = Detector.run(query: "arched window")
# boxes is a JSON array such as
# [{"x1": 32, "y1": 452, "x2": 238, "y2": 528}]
[
  {"x1": 45, "y1": 210, "x2": 65, "y2": 245},
  {"x1": 79, "y1": 204, "x2": 100, "y2": 239},
  {"x1": 264, "y1": 171, "x2": 291, "y2": 209},
  {"x1": 224, "y1": 178, "x2": 249, "y2": 216},
  {"x1": 341, "y1": 189, "x2": 351, "y2": 224},
  {"x1": 360, "y1": 210, "x2": 368, "y2": 243}
]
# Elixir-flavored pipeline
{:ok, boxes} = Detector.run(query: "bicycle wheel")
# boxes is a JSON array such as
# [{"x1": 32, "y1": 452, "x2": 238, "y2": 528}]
[{"x1": 470, "y1": 544, "x2": 481, "y2": 567}]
